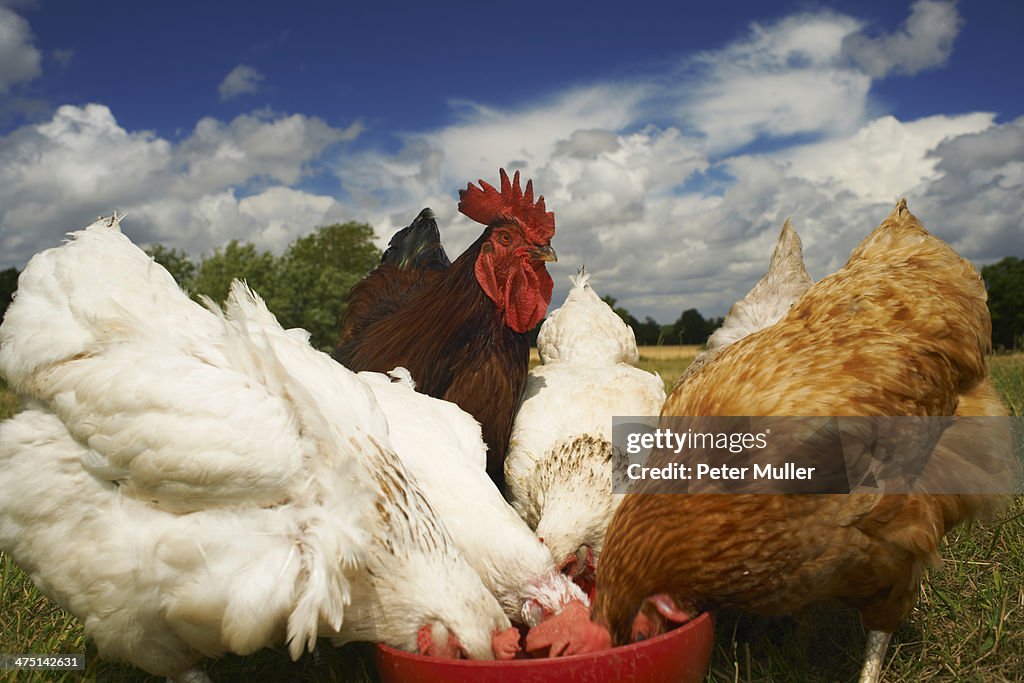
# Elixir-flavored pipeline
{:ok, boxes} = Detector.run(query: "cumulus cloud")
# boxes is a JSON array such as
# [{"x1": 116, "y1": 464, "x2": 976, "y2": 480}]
[
  {"x1": 0, "y1": 5, "x2": 42, "y2": 92},
  {"x1": 238, "y1": 187, "x2": 342, "y2": 252},
  {"x1": 916, "y1": 116, "x2": 1024, "y2": 262},
  {"x1": 553, "y1": 130, "x2": 621, "y2": 160},
  {"x1": 1, "y1": 1, "x2": 1018, "y2": 326},
  {"x1": 774, "y1": 112, "x2": 995, "y2": 201},
  {"x1": 676, "y1": 13, "x2": 870, "y2": 152},
  {"x1": 317, "y1": 3, "x2": 1016, "y2": 322},
  {"x1": 323, "y1": 5, "x2": 1004, "y2": 321},
  {"x1": 333, "y1": 83, "x2": 653, "y2": 257},
  {"x1": 218, "y1": 64, "x2": 265, "y2": 100},
  {"x1": 177, "y1": 110, "x2": 361, "y2": 190},
  {"x1": 0, "y1": 104, "x2": 360, "y2": 265},
  {"x1": 842, "y1": 0, "x2": 962, "y2": 78}
]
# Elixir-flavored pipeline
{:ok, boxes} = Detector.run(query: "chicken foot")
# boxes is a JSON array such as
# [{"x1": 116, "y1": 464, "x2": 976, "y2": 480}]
[
  {"x1": 168, "y1": 667, "x2": 213, "y2": 683},
  {"x1": 858, "y1": 630, "x2": 891, "y2": 683}
]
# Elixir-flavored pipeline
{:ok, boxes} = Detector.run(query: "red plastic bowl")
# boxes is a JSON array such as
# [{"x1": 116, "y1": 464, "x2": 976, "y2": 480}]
[{"x1": 374, "y1": 612, "x2": 714, "y2": 683}]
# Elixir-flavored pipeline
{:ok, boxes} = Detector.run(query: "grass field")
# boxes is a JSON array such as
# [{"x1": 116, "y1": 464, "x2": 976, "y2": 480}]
[{"x1": 1, "y1": 349, "x2": 1022, "y2": 682}]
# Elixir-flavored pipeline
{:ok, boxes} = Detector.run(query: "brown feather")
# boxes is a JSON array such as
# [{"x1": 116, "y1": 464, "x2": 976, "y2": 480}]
[
  {"x1": 334, "y1": 228, "x2": 529, "y2": 493},
  {"x1": 594, "y1": 201, "x2": 1012, "y2": 646}
]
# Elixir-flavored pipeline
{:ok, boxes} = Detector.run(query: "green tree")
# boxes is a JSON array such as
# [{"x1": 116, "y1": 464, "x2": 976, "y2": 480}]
[
  {"x1": 193, "y1": 241, "x2": 278, "y2": 306},
  {"x1": 672, "y1": 308, "x2": 716, "y2": 345},
  {"x1": 0, "y1": 267, "x2": 19, "y2": 321},
  {"x1": 634, "y1": 316, "x2": 663, "y2": 346},
  {"x1": 982, "y1": 256, "x2": 1024, "y2": 350},
  {"x1": 144, "y1": 244, "x2": 197, "y2": 290},
  {"x1": 269, "y1": 222, "x2": 380, "y2": 351}
]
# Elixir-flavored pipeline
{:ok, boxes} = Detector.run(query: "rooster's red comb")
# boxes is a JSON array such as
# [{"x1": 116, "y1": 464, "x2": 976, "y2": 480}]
[{"x1": 458, "y1": 168, "x2": 555, "y2": 244}]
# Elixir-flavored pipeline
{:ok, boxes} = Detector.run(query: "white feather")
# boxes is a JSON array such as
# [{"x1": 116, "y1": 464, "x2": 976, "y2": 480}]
[
  {"x1": 0, "y1": 216, "x2": 510, "y2": 677},
  {"x1": 360, "y1": 370, "x2": 587, "y2": 625},
  {"x1": 682, "y1": 218, "x2": 813, "y2": 380},
  {"x1": 506, "y1": 269, "x2": 666, "y2": 568}
]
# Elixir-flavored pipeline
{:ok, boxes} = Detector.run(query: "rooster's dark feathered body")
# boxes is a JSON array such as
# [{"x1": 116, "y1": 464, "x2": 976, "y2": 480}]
[{"x1": 334, "y1": 171, "x2": 558, "y2": 494}]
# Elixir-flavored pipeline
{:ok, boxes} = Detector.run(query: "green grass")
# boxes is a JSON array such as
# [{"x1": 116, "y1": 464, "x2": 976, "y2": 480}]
[
  {"x1": 1, "y1": 355, "x2": 1022, "y2": 682},
  {"x1": 0, "y1": 377, "x2": 19, "y2": 422},
  {"x1": 705, "y1": 495, "x2": 1024, "y2": 682},
  {"x1": 991, "y1": 354, "x2": 1024, "y2": 417}
]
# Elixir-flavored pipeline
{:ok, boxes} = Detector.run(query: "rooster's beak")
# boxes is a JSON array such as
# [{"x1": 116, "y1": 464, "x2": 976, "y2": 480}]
[{"x1": 530, "y1": 245, "x2": 558, "y2": 262}]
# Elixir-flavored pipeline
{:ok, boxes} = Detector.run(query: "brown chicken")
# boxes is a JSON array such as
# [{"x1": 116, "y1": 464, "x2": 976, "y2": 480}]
[
  {"x1": 562, "y1": 201, "x2": 1017, "y2": 681},
  {"x1": 334, "y1": 169, "x2": 557, "y2": 493}
]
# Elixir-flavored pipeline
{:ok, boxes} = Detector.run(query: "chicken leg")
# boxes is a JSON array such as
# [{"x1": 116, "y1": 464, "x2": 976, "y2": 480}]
[
  {"x1": 858, "y1": 630, "x2": 891, "y2": 683},
  {"x1": 169, "y1": 667, "x2": 213, "y2": 683}
]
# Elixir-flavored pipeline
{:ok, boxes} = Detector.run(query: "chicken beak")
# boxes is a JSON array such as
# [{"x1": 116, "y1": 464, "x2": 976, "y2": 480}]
[{"x1": 530, "y1": 245, "x2": 558, "y2": 262}]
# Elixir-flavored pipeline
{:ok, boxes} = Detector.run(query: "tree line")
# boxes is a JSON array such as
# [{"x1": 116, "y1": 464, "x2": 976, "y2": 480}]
[
  {"x1": 0, "y1": 222, "x2": 380, "y2": 353},
  {"x1": 982, "y1": 257, "x2": 1024, "y2": 351},
  {"x1": 600, "y1": 295, "x2": 725, "y2": 346},
  {"x1": 1, "y1": 231, "x2": 1022, "y2": 352}
]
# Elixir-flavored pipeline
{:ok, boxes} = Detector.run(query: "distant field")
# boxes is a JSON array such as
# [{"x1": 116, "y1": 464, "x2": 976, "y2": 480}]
[
  {"x1": 530, "y1": 343, "x2": 701, "y2": 363},
  {"x1": 0, "y1": 354, "x2": 1022, "y2": 682}
]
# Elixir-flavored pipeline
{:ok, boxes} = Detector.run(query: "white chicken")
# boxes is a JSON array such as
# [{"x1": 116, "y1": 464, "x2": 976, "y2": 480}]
[
  {"x1": 358, "y1": 369, "x2": 588, "y2": 627},
  {"x1": 504, "y1": 269, "x2": 666, "y2": 595},
  {"x1": 0, "y1": 216, "x2": 518, "y2": 682},
  {"x1": 680, "y1": 218, "x2": 813, "y2": 382}
]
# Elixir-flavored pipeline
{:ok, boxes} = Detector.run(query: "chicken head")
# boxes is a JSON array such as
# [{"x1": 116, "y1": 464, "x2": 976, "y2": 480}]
[
  {"x1": 557, "y1": 544, "x2": 597, "y2": 600},
  {"x1": 459, "y1": 169, "x2": 558, "y2": 333}
]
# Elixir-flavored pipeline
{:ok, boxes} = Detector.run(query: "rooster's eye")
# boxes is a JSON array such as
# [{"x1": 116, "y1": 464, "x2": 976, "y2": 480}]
[{"x1": 497, "y1": 231, "x2": 512, "y2": 246}]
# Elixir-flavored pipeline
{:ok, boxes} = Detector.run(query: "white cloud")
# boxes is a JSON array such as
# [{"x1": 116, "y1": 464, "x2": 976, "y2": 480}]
[
  {"x1": 177, "y1": 111, "x2": 361, "y2": 190},
  {"x1": 0, "y1": 104, "x2": 360, "y2": 265},
  {"x1": 915, "y1": 116, "x2": 1024, "y2": 262},
  {"x1": 0, "y1": 104, "x2": 173, "y2": 205},
  {"x1": 238, "y1": 186, "x2": 342, "y2": 252},
  {"x1": 774, "y1": 112, "x2": 996, "y2": 201},
  {"x1": 218, "y1": 64, "x2": 265, "y2": 100},
  {"x1": 317, "y1": 11, "x2": 902, "y2": 319},
  {"x1": 1, "y1": 1, "x2": 1019, "y2": 328},
  {"x1": 0, "y1": 5, "x2": 42, "y2": 92},
  {"x1": 842, "y1": 0, "x2": 962, "y2": 77},
  {"x1": 318, "y1": 4, "x2": 1019, "y2": 323},
  {"x1": 676, "y1": 13, "x2": 871, "y2": 151},
  {"x1": 684, "y1": 70, "x2": 871, "y2": 152},
  {"x1": 131, "y1": 187, "x2": 346, "y2": 257},
  {"x1": 334, "y1": 83, "x2": 652, "y2": 257},
  {"x1": 552, "y1": 130, "x2": 621, "y2": 159}
]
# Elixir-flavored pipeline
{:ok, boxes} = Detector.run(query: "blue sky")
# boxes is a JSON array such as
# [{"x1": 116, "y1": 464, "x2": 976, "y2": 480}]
[{"x1": 1, "y1": 0, "x2": 1022, "y2": 321}]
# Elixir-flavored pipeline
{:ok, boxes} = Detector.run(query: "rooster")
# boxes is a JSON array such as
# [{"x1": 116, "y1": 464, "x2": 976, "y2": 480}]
[
  {"x1": 0, "y1": 217, "x2": 519, "y2": 682},
  {"x1": 335, "y1": 208, "x2": 450, "y2": 353},
  {"x1": 334, "y1": 169, "x2": 557, "y2": 493},
  {"x1": 538, "y1": 201, "x2": 1017, "y2": 681},
  {"x1": 505, "y1": 269, "x2": 666, "y2": 600}
]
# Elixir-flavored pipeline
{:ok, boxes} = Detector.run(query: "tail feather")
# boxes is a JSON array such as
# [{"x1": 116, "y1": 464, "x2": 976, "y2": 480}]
[
  {"x1": 381, "y1": 209, "x2": 450, "y2": 271},
  {"x1": 215, "y1": 281, "x2": 378, "y2": 656}
]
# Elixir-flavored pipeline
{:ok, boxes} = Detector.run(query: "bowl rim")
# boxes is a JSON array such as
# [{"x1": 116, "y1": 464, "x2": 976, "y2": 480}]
[{"x1": 374, "y1": 611, "x2": 713, "y2": 668}]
